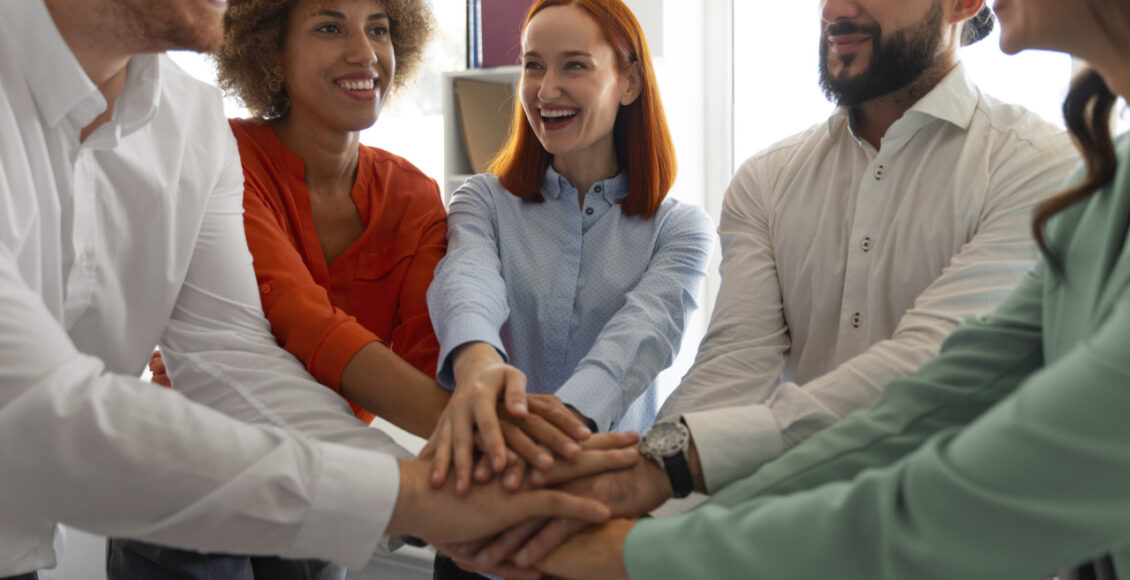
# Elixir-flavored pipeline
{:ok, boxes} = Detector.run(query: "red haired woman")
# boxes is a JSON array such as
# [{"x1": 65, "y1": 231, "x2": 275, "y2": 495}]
[{"x1": 425, "y1": 1, "x2": 713, "y2": 575}]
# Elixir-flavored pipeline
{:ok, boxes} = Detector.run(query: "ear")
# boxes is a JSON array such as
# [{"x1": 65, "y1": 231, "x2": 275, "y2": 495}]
[
  {"x1": 950, "y1": 0, "x2": 984, "y2": 23},
  {"x1": 619, "y1": 62, "x2": 643, "y2": 106}
]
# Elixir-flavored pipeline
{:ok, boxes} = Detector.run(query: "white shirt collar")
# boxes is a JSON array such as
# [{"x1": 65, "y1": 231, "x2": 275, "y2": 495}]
[
  {"x1": 10, "y1": 0, "x2": 161, "y2": 137},
  {"x1": 827, "y1": 61, "x2": 979, "y2": 140}
]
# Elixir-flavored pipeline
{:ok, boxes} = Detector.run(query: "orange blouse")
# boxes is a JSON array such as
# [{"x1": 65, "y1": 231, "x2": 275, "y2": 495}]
[{"x1": 232, "y1": 118, "x2": 446, "y2": 424}]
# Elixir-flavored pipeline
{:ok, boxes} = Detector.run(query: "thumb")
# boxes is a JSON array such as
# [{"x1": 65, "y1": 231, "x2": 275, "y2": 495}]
[{"x1": 503, "y1": 367, "x2": 529, "y2": 418}]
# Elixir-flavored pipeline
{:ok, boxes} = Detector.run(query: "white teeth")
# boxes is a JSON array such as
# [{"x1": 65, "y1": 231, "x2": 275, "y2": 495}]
[
  {"x1": 541, "y1": 109, "x2": 578, "y2": 118},
  {"x1": 338, "y1": 79, "x2": 375, "y2": 91}
]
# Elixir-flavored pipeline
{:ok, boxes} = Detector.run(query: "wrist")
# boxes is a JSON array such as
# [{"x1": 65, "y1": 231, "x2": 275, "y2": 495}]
[
  {"x1": 452, "y1": 342, "x2": 502, "y2": 380},
  {"x1": 387, "y1": 459, "x2": 426, "y2": 538}
]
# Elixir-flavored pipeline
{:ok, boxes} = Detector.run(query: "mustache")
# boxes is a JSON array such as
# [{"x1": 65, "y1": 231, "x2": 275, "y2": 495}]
[{"x1": 824, "y1": 20, "x2": 881, "y2": 38}]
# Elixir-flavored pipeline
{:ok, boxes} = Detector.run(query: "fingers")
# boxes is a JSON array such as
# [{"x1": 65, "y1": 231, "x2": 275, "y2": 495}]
[
  {"x1": 472, "y1": 385, "x2": 509, "y2": 473},
  {"x1": 512, "y1": 489, "x2": 610, "y2": 525},
  {"x1": 473, "y1": 517, "x2": 546, "y2": 570},
  {"x1": 512, "y1": 518, "x2": 587, "y2": 568},
  {"x1": 473, "y1": 452, "x2": 494, "y2": 484},
  {"x1": 451, "y1": 401, "x2": 476, "y2": 496},
  {"x1": 428, "y1": 419, "x2": 453, "y2": 488},
  {"x1": 541, "y1": 445, "x2": 639, "y2": 487},
  {"x1": 579, "y1": 431, "x2": 639, "y2": 451},
  {"x1": 500, "y1": 421, "x2": 554, "y2": 472},
  {"x1": 501, "y1": 454, "x2": 528, "y2": 491},
  {"x1": 514, "y1": 413, "x2": 582, "y2": 463},
  {"x1": 503, "y1": 366, "x2": 529, "y2": 418},
  {"x1": 528, "y1": 395, "x2": 592, "y2": 441}
]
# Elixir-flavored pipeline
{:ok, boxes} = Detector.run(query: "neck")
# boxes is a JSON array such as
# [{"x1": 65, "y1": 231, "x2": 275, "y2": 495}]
[
  {"x1": 551, "y1": 141, "x2": 619, "y2": 203},
  {"x1": 853, "y1": 58, "x2": 957, "y2": 150},
  {"x1": 1088, "y1": 53, "x2": 1130, "y2": 104},
  {"x1": 46, "y1": 0, "x2": 132, "y2": 140},
  {"x1": 271, "y1": 113, "x2": 361, "y2": 195}
]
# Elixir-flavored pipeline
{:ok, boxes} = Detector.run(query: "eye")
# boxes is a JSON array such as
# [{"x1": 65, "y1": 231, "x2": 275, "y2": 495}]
[
  {"x1": 523, "y1": 60, "x2": 544, "y2": 71},
  {"x1": 564, "y1": 61, "x2": 586, "y2": 70},
  {"x1": 369, "y1": 24, "x2": 390, "y2": 37},
  {"x1": 314, "y1": 22, "x2": 341, "y2": 34}
]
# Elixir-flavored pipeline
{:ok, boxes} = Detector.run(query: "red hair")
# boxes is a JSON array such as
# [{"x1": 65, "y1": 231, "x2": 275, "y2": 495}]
[{"x1": 486, "y1": 0, "x2": 675, "y2": 219}]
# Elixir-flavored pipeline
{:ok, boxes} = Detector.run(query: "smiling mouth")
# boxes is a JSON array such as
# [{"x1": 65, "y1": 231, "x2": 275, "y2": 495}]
[
  {"x1": 337, "y1": 79, "x2": 376, "y2": 91},
  {"x1": 540, "y1": 108, "x2": 578, "y2": 125}
]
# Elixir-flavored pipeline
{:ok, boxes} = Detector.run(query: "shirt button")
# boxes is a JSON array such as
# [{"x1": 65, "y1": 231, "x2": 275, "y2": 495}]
[
  {"x1": 259, "y1": 283, "x2": 272, "y2": 295},
  {"x1": 860, "y1": 236, "x2": 872, "y2": 252},
  {"x1": 873, "y1": 165, "x2": 885, "y2": 180},
  {"x1": 585, "y1": 207, "x2": 594, "y2": 215},
  {"x1": 851, "y1": 312, "x2": 862, "y2": 328},
  {"x1": 594, "y1": 185, "x2": 603, "y2": 193}
]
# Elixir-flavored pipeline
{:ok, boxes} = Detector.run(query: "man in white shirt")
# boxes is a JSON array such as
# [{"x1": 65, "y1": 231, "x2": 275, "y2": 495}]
[
  {"x1": 445, "y1": 1, "x2": 1083, "y2": 573},
  {"x1": 0, "y1": 1, "x2": 621, "y2": 579}
]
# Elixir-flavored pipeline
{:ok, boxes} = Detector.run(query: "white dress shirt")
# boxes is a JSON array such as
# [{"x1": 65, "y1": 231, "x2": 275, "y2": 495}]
[
  {"x1": 658, "y1": 64, "x2": 1080, "y2": 493},
  {"x1": 0, "y1": 2, "x2": 407, "y2": 575}
]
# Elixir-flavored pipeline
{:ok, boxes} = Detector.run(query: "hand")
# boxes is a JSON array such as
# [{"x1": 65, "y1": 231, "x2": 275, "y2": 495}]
[
  {"x1": 386, "y1": 458, "x2": 613, "y2": 547},
  {"x1": 465, "y1": 450, "x2": 669, "y2": 570},
  {"x1": 425, "y1": 342, "x2": 592, "y2": 494},
  {"x1": 435, "y1": 432, "x2": 646, "y2": 574},
  {"x1": 536, "y1": 518, "x2": 637, "y2": 580},
  {"x1": 148, "y1": 350, "x2": 172, "y2": 388}
]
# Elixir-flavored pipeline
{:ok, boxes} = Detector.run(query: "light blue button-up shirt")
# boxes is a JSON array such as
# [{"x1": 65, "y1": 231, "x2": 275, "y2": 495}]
[{"x1": 428, "y1": 168, "x2": 714, "y2": 432}]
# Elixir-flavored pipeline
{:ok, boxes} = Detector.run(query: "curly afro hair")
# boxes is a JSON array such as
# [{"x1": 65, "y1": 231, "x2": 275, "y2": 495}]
[{"x1": 215, "y1": 0, "x2": 436, "y2": 119}]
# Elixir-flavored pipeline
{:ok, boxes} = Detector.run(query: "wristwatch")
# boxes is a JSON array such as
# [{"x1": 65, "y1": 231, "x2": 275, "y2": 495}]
[{"x1": 639, "y1": 418, "x2": 694, "y2": 498}]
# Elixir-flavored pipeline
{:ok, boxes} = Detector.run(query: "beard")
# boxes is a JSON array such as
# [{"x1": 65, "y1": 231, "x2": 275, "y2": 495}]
[
  {"x1": 818, "y1": 0, "x2": 944, "y2": 107},
  {"x1": 104, "y1": 0, "x2": 226, "y2": 54}
]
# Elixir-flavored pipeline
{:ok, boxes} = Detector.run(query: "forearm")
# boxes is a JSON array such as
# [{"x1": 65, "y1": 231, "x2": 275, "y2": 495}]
[{"x1": 340, "y1": 341, "x2": 452, "y2": 438}]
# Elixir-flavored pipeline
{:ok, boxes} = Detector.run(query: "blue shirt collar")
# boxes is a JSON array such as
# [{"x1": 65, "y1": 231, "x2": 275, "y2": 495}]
[{"x1": 542, "y1": 165, "x2": 630, "y2": 204}]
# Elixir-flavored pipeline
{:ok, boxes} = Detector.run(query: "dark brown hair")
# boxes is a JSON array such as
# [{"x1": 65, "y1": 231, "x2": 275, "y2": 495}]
[
  {"x1": 487, "y1": 0, "x2": 676, "y2": 219},
  {"x1": 215, "y1": 0, "x2": 435, "y2": 119},
  {"x1": 1032, "y1": 68, "x2": 1119, "y2": 261}
]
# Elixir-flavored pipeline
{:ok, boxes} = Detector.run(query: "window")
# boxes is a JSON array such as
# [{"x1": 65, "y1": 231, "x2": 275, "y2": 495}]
[
  {"x1": 170, "y1": 0, "x2": 467, "y2": 185},
  {"x1": 732, "y1": 3, "x2": 1075, "y2": 165}
]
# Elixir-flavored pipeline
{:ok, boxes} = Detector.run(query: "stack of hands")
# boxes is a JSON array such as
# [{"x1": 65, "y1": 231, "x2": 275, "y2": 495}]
[{"x1": 393, "y1": 343, "x2": 675, "y2": 580}]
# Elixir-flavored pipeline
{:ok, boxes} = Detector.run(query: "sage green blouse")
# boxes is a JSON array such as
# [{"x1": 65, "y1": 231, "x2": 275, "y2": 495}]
[{"x1": 627, "y1": 133, "x2": 1130, "y2": 579}]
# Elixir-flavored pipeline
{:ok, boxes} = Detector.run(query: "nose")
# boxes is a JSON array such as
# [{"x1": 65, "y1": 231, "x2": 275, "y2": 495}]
[
  {"x1": 821, "y1": 0, "x2": 862, "y2": 27},
  {"x1": 345, "y1": 31, "x2": 378, "y2": 66},
  {"x1": 536, "y1": 67, "x2": 562, "y2": 101}
]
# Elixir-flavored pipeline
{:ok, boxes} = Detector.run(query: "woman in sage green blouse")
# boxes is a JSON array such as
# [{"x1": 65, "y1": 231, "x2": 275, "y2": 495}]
[{"x1": 534, "y1": 0, "x2": 1130, "y2": 578}]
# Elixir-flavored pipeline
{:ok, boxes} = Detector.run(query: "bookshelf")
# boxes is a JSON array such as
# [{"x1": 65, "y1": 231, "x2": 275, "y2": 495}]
[{"x1": 442, "y1": 65, "x2": 521, "y2": 202}]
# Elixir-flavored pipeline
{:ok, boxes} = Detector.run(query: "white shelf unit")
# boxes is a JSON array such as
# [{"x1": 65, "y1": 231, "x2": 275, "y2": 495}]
[{"x1": 441, "y1": 65, "x2": 521, "y2": 203}]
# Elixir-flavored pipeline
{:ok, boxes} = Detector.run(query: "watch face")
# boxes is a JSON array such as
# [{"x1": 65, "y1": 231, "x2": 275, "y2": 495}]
[{"x1": 642, "y1": 422, "x2": 689, "y2": 457}]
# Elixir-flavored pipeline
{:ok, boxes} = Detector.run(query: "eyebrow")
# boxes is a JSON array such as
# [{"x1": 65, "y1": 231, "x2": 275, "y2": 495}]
[
  {"x1": 310, "y1": 9, "x2": 389, "y2": 21},
  {"x1": 522, "y1": 50, "x2": 595, "y2": 59}
]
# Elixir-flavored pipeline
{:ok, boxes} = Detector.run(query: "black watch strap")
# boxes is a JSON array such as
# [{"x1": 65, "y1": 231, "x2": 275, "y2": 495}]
[{"x1": 663, "y1": 449, "x2": 694, "y2": 498}]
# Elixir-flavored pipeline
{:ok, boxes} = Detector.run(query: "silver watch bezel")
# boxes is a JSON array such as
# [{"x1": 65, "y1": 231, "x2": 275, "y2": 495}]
[{"x1": 640, "y1": 421, "x2": 689, "y2": 462}]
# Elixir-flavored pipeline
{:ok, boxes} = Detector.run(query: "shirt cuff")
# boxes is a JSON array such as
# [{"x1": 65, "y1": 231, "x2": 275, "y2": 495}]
[
  {"x1": 556, "y1": 366, "x2": 618, "y2": 432},
  {"x1": 291, "y1": 443, "x2": 400, "y2": 570},
  {"x1": 307, "y1": 321, "x2": 381, "y2": 392},
  {"x1": 434, "y1": 312, "x2": 506, "y2": 389},
  {"x1": 682, "y1": 404, "x2": 784, "y2": 493}
]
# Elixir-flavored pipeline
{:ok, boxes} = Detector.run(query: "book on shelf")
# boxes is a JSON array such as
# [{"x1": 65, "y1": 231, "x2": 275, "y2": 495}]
[{"x1": 467, "y1": 0, "x2": 535, "y2": 69}]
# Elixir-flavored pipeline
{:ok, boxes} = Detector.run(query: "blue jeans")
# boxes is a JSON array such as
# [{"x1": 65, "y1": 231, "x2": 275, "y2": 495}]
[
  {"x1": 1, "y1": 573, "x2": 38, "y2": 580},
  {"x1": 107, "y1": 539, "x2": 345, "y2": 580}
]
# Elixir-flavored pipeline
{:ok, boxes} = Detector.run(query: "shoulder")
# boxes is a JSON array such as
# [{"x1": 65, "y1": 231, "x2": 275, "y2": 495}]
[
  {"x1": 653, "y1": 198, "x2": 716, "y2": 239},
  {"x1": 971, "y1": 91, "x2": 1073, "y2": 155},
  {"x1": 360, "y1": 144, "x2": 444, "y2": 207},
  {"x1": 731, "y1": 121, "x2": 829, "y2": 193},
  {"x1": 449, "y1": 173, "x2": 510, "y2": 207},
  {"x1": 155, "y1": 55, "x2": 230, "y2": 141},
  {"x1": 361, "y1": 144, "x2": 435, "y2": 185}
]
